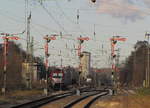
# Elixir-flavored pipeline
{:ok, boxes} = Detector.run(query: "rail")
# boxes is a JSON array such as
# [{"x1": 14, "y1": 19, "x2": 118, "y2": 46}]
[
  {"x1": 12, "y1": 86, "x2": 91, "y2": 108},
  {"x1": 64, "y1": 90, "x2": 108, "y2": 108},
  {"x1": 12, "y1": 91, "x2": 74, "y2": 108},
  {"x1": 84, "y1": 91, "x2": 108, "y2": 108}
]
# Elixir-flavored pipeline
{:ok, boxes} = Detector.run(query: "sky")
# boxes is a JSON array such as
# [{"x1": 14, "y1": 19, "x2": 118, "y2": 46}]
[{"x1": 0, "y1": 0, "x2": 150, "y2": 68}]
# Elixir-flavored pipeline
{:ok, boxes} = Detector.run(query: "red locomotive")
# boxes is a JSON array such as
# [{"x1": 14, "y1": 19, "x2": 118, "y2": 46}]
[
  {"x1": 48, "y1": 67, "x2": 79, "y2": 89},
  {"x1": 49, "y1": 68, "x2": 64, "y2": 88}
]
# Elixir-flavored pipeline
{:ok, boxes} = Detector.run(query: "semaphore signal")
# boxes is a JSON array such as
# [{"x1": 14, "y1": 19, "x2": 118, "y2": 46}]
[
  {"x1": 0, "y1": 33, "x2": 20, "y2": 95},
  {"x1": 110, "y1": 36, "x2": 127, "y2": 95},
  {"x1": 43, "y1": 34, "x2": 57, "y2": 96}
]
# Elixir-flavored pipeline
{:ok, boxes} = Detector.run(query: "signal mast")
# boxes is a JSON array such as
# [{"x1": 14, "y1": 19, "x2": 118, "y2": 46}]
[
  {"x1": 0, "y1": 33, "x2": 20, "y2": 95},
  {"x1": 110, "y1": 36, "x2": 126, "y2": 94},
  {"x1": 43, "y1": 35, "x2": 56, "y2": 95}
]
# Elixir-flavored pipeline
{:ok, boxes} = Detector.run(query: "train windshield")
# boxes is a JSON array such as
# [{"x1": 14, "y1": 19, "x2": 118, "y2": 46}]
[
  {"x1": 52, "y1": 72, "x2": 63, "y2": 78},
  {"x1": 52, "y1": 73, "x2": 58, "y2": 78},
  {"x1": 58, "y1": 73, "x2": 63, "y2": 77}
]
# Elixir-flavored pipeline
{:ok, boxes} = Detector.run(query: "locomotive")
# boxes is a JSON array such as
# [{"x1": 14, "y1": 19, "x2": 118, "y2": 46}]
[
  {"x1": 49, "y1": 68, "x2": 64, "y2": 89},
  {"x1": 48, "y1": 67, "x2": 79, "y2": 89}
]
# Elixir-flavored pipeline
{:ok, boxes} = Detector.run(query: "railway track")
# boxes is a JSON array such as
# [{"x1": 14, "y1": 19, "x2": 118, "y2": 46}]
[
  {"x1": 12, "y1": 91, "x2": 74, "y2": 108},
  {"x1": 64, "y1": 90, "x2": 108, "y2": 108},
  {"x1": 84, "y1": 92, "x2": 108, "y2": 108},
  {"x1": 12, "y1": 88, "x2": 109, "y2": 108},
  {"x1": 11, "y1": 87, "x2": 93, "y2": 108}
]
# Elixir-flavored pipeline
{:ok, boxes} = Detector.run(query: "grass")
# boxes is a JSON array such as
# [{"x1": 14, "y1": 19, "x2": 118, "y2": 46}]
[
  {"x1": 0, "y1": 96, "x2": 10, "y2": 102},
  {"x1": 136, "y1": 87, "x2": 150, "y2": 96},
  {"x1": 0, "y1": 89, "x2": 43, "y2": 101},
  {"x1": 10, "y1": 89, "x2": 43, "y2": 97}
]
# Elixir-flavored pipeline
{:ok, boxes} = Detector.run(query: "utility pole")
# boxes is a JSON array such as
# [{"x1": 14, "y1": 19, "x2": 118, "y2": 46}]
[
  {"x1": 25, "y1": 0, "x2": 32, "y2": 89},
  {"x1": 43, "y1": 35, "x2": 56, "y2": 95},
  {"x1": 30, "y1": 36, "x2": 34, "y2": 89},
  {"x1": 26, "y1": 11, "x2": 32, "y2": 89},
  {"x1": 60, "y1": 50, "x2": 62, "y2": 91},
  {"x1": 116, "y1": 48, "x2": 120, "y2": 89},
  {"x1": 145, "y1": 32, "x2": 150, "y2": 87},
  {"x1": 110, "y1": 36, "x2": 126, "y2": 95},
  {"x1": 0, "y1": 33, "x2": 20, "y2": 95},
  {"x1": 26, "y1": 0, "x2": 31, "y2": 57}
]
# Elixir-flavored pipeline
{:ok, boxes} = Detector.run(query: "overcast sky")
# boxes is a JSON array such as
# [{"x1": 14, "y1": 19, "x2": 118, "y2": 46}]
[{"x1": 0, "y1": 0, "x2": 150, "y2": 68}]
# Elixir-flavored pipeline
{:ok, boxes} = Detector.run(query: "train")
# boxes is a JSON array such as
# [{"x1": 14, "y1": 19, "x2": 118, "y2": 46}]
[
  {"x1": 48, "y1": 67, "x2": 79, "y2": 89},
  {"x1": 49, "y1": 68, "x2": 64, "y2": 89}
]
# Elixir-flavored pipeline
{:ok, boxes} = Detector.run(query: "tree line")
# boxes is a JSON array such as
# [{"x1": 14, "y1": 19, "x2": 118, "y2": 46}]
[{"x1": 120, "y1": 41, "x2": 149, "y2": 88}]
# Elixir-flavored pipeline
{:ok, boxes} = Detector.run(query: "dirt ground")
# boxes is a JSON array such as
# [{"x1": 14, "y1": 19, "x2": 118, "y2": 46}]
[{"x1": 92, "y1": 94, "x2": 150, "y2": 108}]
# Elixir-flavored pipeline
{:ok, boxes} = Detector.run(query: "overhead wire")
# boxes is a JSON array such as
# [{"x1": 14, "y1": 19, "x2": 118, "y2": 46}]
[
  {"x1": 38, "y1": 1, "x2": 67, "y2": 33},
  {"x1": 0, "y1": 1, "x2": 88, "y2": 66},
  {"x1": 31, "y1": 1, "x2": 79, "y2": 62},
  {"x1": 35, "y1": 1, "x2": 112, "y2": 47},
  {"x1": 0, "y1": 2, "x2": 61, "y2": 50},
  {"x1": 2, "y1": 0, "x2": 131, "y2": 67},
  {"x1": 0, "y1": 6, "x2": 58, "y2": 33},
  {"x1": 54, "y1": 1, "x2": 89, "y2": 36}
]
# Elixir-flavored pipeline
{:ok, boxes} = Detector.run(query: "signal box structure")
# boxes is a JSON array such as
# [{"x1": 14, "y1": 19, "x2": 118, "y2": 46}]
[{"x1": 80, "y1": 51, "x2": 91, "y2": 80}]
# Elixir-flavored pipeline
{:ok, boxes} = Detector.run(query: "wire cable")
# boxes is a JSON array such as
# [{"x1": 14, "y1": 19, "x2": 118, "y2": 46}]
[{"x1": 38, "y1": 1, "x2": 67, "y2": 33}]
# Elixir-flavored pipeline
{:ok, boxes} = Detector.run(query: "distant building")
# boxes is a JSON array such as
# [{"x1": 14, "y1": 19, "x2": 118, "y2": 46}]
[
  {"x1": 80, "y1": 51, "x2": 91, "y2": 80},
  {"x1": 22, "y1": 62, "x2": 39, "y2": 88}
]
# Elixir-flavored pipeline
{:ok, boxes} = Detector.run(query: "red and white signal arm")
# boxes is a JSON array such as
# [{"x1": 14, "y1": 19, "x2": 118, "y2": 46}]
[
  {"x1": 44, "y1": 36, "x2": 56, "y2": 40},
  {"x1": 50, "y1": 36, "x2": 56, "y2": 40},
  {"x1": 2, "y1": 36, "x2": 20, "y2": 40},
  {"x1": 77, "y1": 37, "x2": 90, "y2": 41},
  {"x1": 110, "y1": 37, "x2": 126, "y2": 42}
]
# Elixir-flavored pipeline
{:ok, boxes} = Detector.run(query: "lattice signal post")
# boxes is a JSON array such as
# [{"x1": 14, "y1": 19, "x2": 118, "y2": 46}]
[
  {"x1": 110, "y1": 36, "x2": 126, "y2": 94},
  {"x1": 77, "y1": 36, "x2": 89, "y2": 86},
  {"x1": 43, "y1": 35, "x2": 56, "y2": 95},
  {"x1": 0, "y1": 33, "x2": 20, "y2": 95}
]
